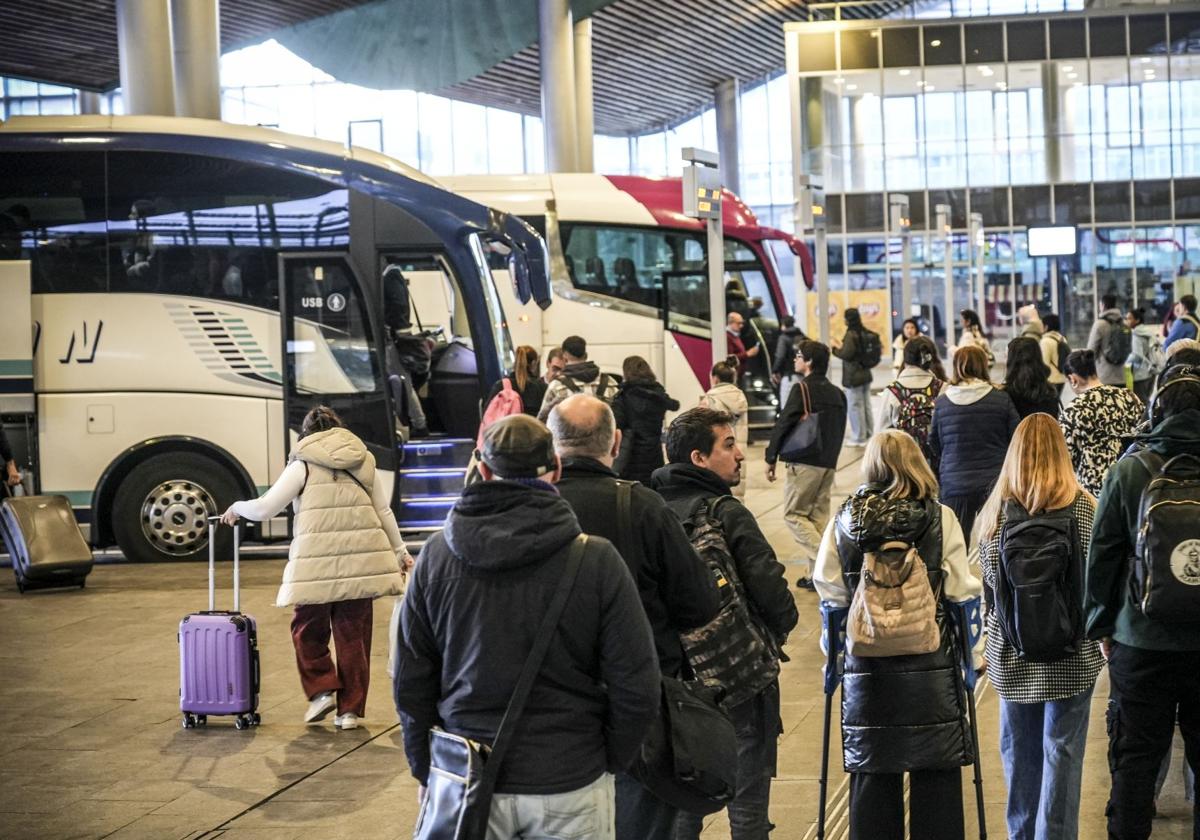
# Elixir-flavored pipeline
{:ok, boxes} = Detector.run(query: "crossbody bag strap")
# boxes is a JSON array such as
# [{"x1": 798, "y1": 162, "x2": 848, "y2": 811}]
[
  {"x1": 615, "y1": 481, "x2": 635, "y2": 567},
  {"x1": 480, "y1": 534, "x2": 588, "y2": 789}
]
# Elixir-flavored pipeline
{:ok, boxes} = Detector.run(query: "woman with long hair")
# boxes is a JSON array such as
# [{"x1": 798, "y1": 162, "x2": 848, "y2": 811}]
[
  {"x1": 892, "y1": 317, "x2": 921, "y2": 376},
  {"x1": 814, "y1": 430, "x2": 983, "y2": 840},
  {"x1": 611, "y1": 355, "x2": 679, "y2": 483},
  {"x1": 221, "y1": 406, "x2": 410, "y2": 730},
  {"x1": 1059, "y1": 349, "x2": 1145, "y2": 495},
  {"x1": 974, "y1": 414, "x2": 1101, "y2": 840},
  {"x1": 929, "y1": 344, "x2": 1020, "y2": 540},
  {"x1": 485, "y1": 345, "x2": 547, "y2": 417},
  {"x1": 1003, "y1": 336, "x2": 1060, "y2": 419},
  {"x1": 959, "y1": 308, "x2": 995, "y2": 365}
]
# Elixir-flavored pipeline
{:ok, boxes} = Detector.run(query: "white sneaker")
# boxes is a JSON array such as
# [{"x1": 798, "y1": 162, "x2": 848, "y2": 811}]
[
  {"x1": 304, "y1": 691, "x2": 336, "y2": 723},
  {"x1": 334, "y1": 713, "x2": 360, "y2": 730}
]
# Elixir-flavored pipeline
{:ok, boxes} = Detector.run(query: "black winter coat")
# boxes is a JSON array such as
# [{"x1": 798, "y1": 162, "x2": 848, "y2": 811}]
[
  {"x1": 929, "y1": 385, "x2": 1020, "y2": 500},
  {"x1": 650, "y1": 463, "x2": 798, "y2": 645},
  {"x1": 773, "y1": 327, "x2": 805, "y2": 377},
  {"x1": 834, "y1": 490, "x2": 973, "y2": 774},
  {"x1": 833, "y1": 328, "x2": 874, "y2": 387},
  {"x1": 612, "y1": 381, "x2": 680, "y2": 484},
  {"x1": 765, "y1": 374, "x2": 847, "y2": 468},
  {"x1": 485, "y1": 373, "x2": 547, "y2": 418},
  {"x1": 393, "y1": 480, "x2": 660, "y2": 794},
  {"x1": 1005, "y1": 386, "x2": 1060, "y2": 421},
  {"x1": 558, "y1": 457, "x2": 720, "y2": 675}
]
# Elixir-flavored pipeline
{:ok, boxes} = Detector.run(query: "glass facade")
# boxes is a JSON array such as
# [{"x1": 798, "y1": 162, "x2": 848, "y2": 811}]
[{"x1": 791, "y1": 10, "x2": 1200, "y2": 349}]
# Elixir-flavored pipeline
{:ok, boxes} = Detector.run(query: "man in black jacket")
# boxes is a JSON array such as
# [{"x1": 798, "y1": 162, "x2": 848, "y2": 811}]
[
  {"x1": 771, "y1": 315, "x2": 806, "y2": 408},
  {"x1": 765, "y1": 341, "x2": 847, "y2": 591},
  {"x1": 549, "y1": 394, "x2": 722, "y2": 839},
  {"x1": 393, "y1": 414, "x2": 659, "y2": 837},
  {"x1": 651, "y1": 407, "x2": 799, "y2": 840}
]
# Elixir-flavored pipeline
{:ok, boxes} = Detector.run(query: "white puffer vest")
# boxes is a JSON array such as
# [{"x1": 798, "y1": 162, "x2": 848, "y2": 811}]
[{"x1": 276, "y1": 428, "x2": 404, "y2": 607}]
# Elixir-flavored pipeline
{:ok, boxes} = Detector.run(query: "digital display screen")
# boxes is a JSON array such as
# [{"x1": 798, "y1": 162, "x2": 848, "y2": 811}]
[{"x1": 1028, "y1": 225, "x2": 1077, "y2": 257}]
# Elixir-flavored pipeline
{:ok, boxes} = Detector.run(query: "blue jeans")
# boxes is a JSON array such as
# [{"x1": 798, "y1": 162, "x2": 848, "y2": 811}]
[
  {"x1": 844, "y1": 383, "x2": 873, "y2": 444},
  {"x1": 999, "y1": 687, "x2": 1094, "y2": 840},
  {"x1": 615, "y1": 771, "x2": 676, "y2": 840}
]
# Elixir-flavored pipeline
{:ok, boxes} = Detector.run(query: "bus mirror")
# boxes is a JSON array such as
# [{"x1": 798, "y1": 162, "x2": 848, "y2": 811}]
[{"x1": 507, "y1": 247, "x2": 534, "y2": 305}]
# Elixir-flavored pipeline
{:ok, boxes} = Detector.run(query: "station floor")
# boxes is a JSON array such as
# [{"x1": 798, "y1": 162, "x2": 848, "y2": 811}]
[{"x1": 1, "y1": 443, "x2": 1196, "y2": 839}]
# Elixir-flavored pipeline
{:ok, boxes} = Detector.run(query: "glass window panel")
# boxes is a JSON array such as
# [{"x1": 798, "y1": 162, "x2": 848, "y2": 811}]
[
  {"x1": 38, "y1": 97, "x2": 75, "y2": 116},
  {"x1": 381, "y1": 90, "x2": 420, "y2": 167},
  {"x1": 1129, "y1": 15, "x2": 1168, "y2": 55},
  {"x1": 923, "y1": 25, "x2": 962, "y2": 66},
  {"x1": 524, "y1": 115, "x2": 545, "y2": 173},
  {"x1": 930, "y1": 188, "x2": 967, "y2": 228},
  {"x1": 969, "y1": 186, "x2": 1009, "y2": 227},
  {"x1": 7, "y1": 79, "x2": 38, "y2": 96},
  {"x1": 595, "y1": 134, "x2": 630, "y2": 174},
  {"x1": 451, "y1": 101, "x2": 488, "y2": 173},
  {"x1": 890, "y1": 190, "x2": 927, "y2": 231},
  {"x1": 417, "y1": 94, "x2": 453, "y2": 175},
  {"x1": 1012, "y1": 185, "x2": 1052, "y2": 225},
  {"x1": 1090, "y1": 17, "x2": 1128, "y2": 59},
  {"x1": 486, "y1": 109, "x2": 524, "y2": 174},
  {"x1": 1134, "y1": 179, "x2": 1172, "y2": 222},
  {"x1": 845, "y1": 193, "x2": 886, "y2": 232},
  {"x1": 1170, "y1": 12, "x2": 1200, "y2": 54},
  {"x1": 883, "y1": 27, "x2": 921, "y2": 67},
  {"x1": 965, "y1": 23, "x2": 1003, "y2": 64},
  {"x1": 1050, "y1": 19, "x2": 1087, "y2": 60},
  {"x1": 826, "y1": 194, "x2": 844, "y2": 232},
  {"x1": 1094, "y1": 180, "x2": 1132, "y2": 222},
  {"x1": 1054, "y1": 183, "x2": 1092, "y2": 225},
  {"x1": 841, "y1": 29, "x2": 881, "y2": 71},
  {"x1": 797, "y1": 32, "x2": 837, "y2": 73},
  {"x1": 1007, "y1": 20, "x2": 1047, "y2": 62},
  {"x1": 1177, "y1": 178, "x2": 1200, "y2": 220}
]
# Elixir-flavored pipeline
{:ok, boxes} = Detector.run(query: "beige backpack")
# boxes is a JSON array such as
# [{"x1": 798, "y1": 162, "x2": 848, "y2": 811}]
[{"x1": 846, "y1": 541, "x2": 941, "y2": 657}]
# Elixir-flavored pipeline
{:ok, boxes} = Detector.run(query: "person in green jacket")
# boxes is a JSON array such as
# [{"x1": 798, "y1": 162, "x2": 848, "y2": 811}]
[{"x1": 1085, "y1": 363, "x2": 1200, "y2": 839}]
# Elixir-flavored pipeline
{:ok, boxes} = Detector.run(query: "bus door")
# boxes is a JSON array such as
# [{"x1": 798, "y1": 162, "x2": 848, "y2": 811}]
[
  {"x1": 0, "y1": 259, "x2": 36, "y2": 496},
  {"x1": 279, "y1": 253, "x2": 396, "y2": 478}
]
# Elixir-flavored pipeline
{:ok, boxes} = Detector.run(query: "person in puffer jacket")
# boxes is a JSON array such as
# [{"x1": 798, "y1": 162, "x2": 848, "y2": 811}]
[
  {"x1": 222, "y1": 406, "x2": 411, "y2": 731},
  {"x1": 814, "y1": 430, "x2": 983, "y2": 840},
  {"x1": 611, "y1": 355, "x2": 680, "y2": 484},
  {"x1": 929, "y1": 344, "x2": 1020, "y2": 541}
]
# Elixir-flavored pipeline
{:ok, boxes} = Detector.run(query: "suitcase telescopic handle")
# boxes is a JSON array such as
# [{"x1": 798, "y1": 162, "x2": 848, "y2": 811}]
[{"x1": 206, "y1": 516, "x2": 241, "y2": 612}]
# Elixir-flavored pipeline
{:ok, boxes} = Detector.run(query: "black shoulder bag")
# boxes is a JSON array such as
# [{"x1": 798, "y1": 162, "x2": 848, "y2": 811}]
[{"x1": 413, "y1": 535, "x2": 587, "y2": 840}]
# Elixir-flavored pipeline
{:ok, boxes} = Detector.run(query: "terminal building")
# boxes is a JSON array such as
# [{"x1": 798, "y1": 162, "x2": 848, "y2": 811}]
[{"x1": 0, "y1": 1, "x2": 1197, "y2": 839}]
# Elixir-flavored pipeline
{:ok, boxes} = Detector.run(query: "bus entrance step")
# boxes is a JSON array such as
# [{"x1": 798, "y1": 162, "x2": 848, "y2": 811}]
[{"x1": 401, "y1": 437, "x2": 474, "y2": 469}]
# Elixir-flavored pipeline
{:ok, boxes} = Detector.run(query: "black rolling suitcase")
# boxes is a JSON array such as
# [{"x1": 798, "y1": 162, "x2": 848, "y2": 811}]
[{"x1": 0, "y1": 492, "x2": 93, "y2": 593}]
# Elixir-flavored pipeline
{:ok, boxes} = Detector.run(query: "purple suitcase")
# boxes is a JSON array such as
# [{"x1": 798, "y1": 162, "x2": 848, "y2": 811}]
[{"x1": 179, "y1": 518, "x2": 260, "y2": 729}]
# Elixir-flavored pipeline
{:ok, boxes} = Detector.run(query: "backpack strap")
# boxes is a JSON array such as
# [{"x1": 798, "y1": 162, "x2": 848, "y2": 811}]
[
  {"x1": 614, "y1": 480, "x2": 637, "y2": 567},
  {"x1": 562, "y1": 377, "x2": 582, "y2": 394},
  {"x1": 598, "y1": 373, "x2": 611, "y2": 396}
]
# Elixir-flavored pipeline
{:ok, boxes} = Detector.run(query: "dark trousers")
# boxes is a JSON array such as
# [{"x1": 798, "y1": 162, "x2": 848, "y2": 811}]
[
  {"x1": 674, "y1": 682, "x2": 780, "y2": 840},
  {"x1": 615, "y1": 771, "x2": 677, "y2": 840},
  {"x1": 1105, "y1": 642, "x2": 1200, "y2": 840},
  {"x1": 849, "y1": 769, "x2": 964, "y2": 840},
  {"x1": 291, "y1": 597, "x2": 373, "y2": 716},
  {"x1": 942, "y1": 490, "x2": 990, "y2": 547}
]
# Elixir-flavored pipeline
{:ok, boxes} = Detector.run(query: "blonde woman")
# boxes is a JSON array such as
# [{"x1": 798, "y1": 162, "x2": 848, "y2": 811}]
[
  {"x1": 974, "y1": 414, "x2": 1101, "y2": 840},
  {"x1": 814, "y1": 430, "x2": 983, "y2": 840}
]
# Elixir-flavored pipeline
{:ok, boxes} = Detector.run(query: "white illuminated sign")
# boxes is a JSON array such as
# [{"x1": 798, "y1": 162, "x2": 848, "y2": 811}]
[{"x1": 1028, "y1": 226, "x2": 1077, "y2": 257}]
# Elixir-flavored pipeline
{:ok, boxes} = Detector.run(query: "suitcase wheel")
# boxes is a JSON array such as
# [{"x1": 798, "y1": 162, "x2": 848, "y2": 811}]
[
  {"x1": 234, "y1": 715, "x2": 249, "y2": 731},
  {"x1": 252, "y1": 713, "x2": 261, "y2": 726},
  {"x1": 182, "y1": 713, "x2": 197, "y2": 729}
]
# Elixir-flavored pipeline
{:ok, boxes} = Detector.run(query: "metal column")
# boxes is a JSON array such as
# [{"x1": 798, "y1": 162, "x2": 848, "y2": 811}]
[
  {"x1": 890, "y1": 194, "x2": 912, "y2": 328},
  {"x1": 970, "y1": 211, "x2": 986, "y2": 320},
  {"x1": 715, "y1": 79, "x2": 741, "y2": 196},
  {"x1": 936, "y1": 204, "x2": 956, "y2": 351},
  {"x1": 77, "y1": 91, "x2": 103, "y2": 114},
  {"x1": 573, "y1": 17, "x2": 594, "y2": 172},
  {"x1": 683, "y1": 149, "x2": 727, "y2": 369},
  {"x1": 116, "y1": 0, "x2": 176, "y2": 116},
  {"x1": 798, "y1": 175, "x2": 829, "y2": 345},
  {"x1": 539, "y1": 0, "x2": 578, "y2": 173},
  {"x1": 170, "y1": 0, "x2": 221, "y2": 120}
]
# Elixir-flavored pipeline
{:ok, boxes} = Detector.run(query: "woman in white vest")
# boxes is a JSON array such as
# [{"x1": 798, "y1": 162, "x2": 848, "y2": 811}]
[{"x1": 221, "y1": 406, "x2": 410, "y2": 730}]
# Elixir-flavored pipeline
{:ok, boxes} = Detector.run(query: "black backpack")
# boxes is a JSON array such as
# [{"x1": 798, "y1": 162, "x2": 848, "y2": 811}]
[
  {"x1": 857, "y1": 329, "x2": 883, "y2": 369},
  {"x1": 993, "y1": 500, "x2": 1084, "y2": 662},
  {"x1": 1101, "y1": 314, "x2": 1133, "y2": 366},
  {"x1": 1131, "y1": 452, "x2": 1200, "y2": 622}
]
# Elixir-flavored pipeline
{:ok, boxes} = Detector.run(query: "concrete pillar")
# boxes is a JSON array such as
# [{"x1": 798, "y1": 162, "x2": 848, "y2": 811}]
[
  {"x1": 539, "y1": 0, "x2": 578, "y2": 172},
  {"x1": 1042, "y1": 60, "x2": 1061, "y2": 184},
  {"x1": 116, "y1": 0, "x2": 176, "y2": 116},
  {"x1": 715, "y1": 79, "x2": 740, "y2": 196},
  {"x1": 170, "y1": 0, "x2": 221, "y2": 120},
  {"x1": 77, "y1": 91, "x2": 103, "y2": 114},
  {"x1": 573, "y1": 17, "x2": 594, "y2": 172}
]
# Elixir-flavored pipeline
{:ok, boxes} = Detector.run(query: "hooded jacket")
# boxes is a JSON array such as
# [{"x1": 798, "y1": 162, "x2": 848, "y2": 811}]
[
  {"x1": 875, "y1": 367, "x2": 944, "y2": 436},
  {"x1": 1040, "y1": 330, "x2": 1069, "y2": 385},
  {"x1": 393, "y1": 480, "x2": 660, "y2": 794},
  {"x1": 1087, "y1": 307, "x2": 1129, "y2": 386},
  {"x1": 765, "y1": 373, "x2": 847, "y2": 469},
  {"x1": 1128, "y1": 323, "x2": 1162, "y2": 382},
  {"x1": 611, "y1": 380, "x2": 680, "y2": 484},
  {"x1": 928, "y1": 381, "x2": 1019, "y2": 499},
  {"x1": 273, "y1": 428, "x2": 405, "y2": 607},
  {"x1": 702, "y1": 382, "x2": 750, "y2": 446},
  {"x1": 1085, "y1": 410, "x2": 1200, "y2": 651},
  {"x1": 537, "y1": 360, "x2": 618, "y2": 421},
  {"x1": 774, "y1": 326, "x2": 804, "y2": 377},
  {"x1": 650, "y1": 463, "x2": 798, "y2": 645},
  {"x1": 832, "y1": 311, "x2": 875, "y2": 388}
]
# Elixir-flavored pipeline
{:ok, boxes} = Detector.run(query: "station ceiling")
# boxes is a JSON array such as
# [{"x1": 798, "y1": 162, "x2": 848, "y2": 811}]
[{"x1": 1, "y1": 0, "x2": 910, "y2": 135}]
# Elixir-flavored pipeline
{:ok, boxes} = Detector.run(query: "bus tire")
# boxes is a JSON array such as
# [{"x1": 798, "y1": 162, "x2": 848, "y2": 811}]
[{"x1": 111, "y1": 453, "x2": 242, "y2": 564}]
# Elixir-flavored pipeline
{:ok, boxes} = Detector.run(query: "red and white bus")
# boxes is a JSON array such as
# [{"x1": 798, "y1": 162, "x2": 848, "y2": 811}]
[{"x1": 442, "y1": 174, "x2": 814, "y2": 429}]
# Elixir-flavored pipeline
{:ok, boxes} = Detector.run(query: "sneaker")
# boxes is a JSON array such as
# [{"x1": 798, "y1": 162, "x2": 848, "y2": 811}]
[
  {"x1": 334, "y1": 713, "x2": 360, "y2": 730},
  {"x1": 304, "y1": 691, "x2": 336, "y2": 723},
  {"x1": 795, "y1": 576, "x2": 816, "y2": 591}
]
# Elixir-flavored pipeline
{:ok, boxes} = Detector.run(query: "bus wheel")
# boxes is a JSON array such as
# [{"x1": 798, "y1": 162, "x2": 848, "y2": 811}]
[{"x1": 112, "y1": 453, "x2": 242, "y2": 564}]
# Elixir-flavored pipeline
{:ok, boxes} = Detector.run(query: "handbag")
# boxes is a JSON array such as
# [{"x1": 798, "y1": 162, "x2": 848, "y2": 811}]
[
  {"x1": 778, "y1": 380, "x2": 821, "y2": 462},
  {"x1": 412, "y1": 535, "x2": 587, "y2": 840}
]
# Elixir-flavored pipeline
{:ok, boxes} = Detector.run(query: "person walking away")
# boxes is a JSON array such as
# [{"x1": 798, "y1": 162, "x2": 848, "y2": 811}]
[
  {"x1": 1128, "y1": 308, "x2": 1165, "y2": 405},
  {"x1": 726, "y1": 312, "x2": 761, "y2": 373},
  {"x1": 1003, "y1": 336, "x2": 1061, "y2": 420},
  {"x1": 485, "y1": 345, "x2": 547, "y2": 418},
  {"x1": 1087, "y1": 293, "x2": 1133, "y2": 387},
  {"x1": 875, "y1": 335, "x2": 946, "y2": 460},
  {"x1": 958, "y1": 309, "x2": 994, "y2": 366},
  {"x1": 813, "y1": 430, "x2": 983, "y2": 840},
  {"x1": 394, "y1": 414, "x2": 660, "y2": 839},
  {"x1": 764, "y1": 340, "x2": 847, "y2": 592},
  {"x1": 1018, "y1": 304, "x2": 1045, "y2": 340},
  {"x1": 1084, "y1": 362, "x2": 1200, "y2": 839},
  {"x1": 652, "y1": 408, "x2": 799, "y2": 840},
  {"x1": 892, "y1": 318, "x2": 920, "y2": 377},
  {"x1": 1059, "y1": 349, "x2": 1145, "y2": 497},
  {"x1": 538, "y1": 335, "x2": 619, "y2": 420},
  {"x1": 831, "y1": 308, "x2": 881, "y2": 446},
  {"x1": 549, "y1": 395, "x2": 720, "y2": 839},
  {"x1": 1163, "y1": 294, "x2": 1200, "y2": 350},
  {"x1": 974, "y1": 414, "x2": 1102, "y2": 840},
  {"x1": 929, "y1": 344, "x2": 1020, "y2": 541},
  {"x1": 701, "y1": 359, "x2": 750, "y2": 499},
  {"x1": 773, "y1": 315, "x2": 805, "y2": 410},
  {"x1": 1040, "y1": 314, "x2": 1070, "y2": 399},
  {"x1": 611, "y1": 355, "x2": 680, "y2": 485},
  {"x1": 221, "y1": 406, "x2": 410, "y2": 730}
]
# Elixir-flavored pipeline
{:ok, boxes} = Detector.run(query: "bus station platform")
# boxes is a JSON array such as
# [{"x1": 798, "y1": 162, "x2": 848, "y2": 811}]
[{"x1": 0, "y1": 442, "x2": 1195, "y2": 840}]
